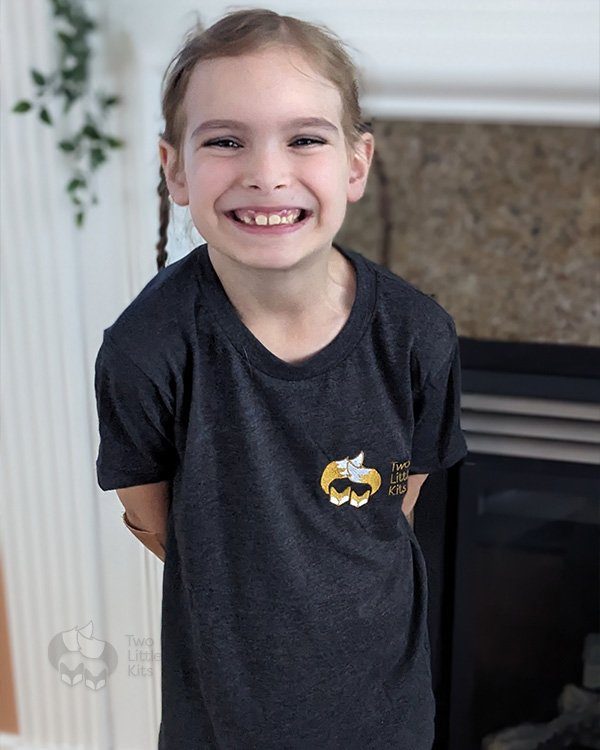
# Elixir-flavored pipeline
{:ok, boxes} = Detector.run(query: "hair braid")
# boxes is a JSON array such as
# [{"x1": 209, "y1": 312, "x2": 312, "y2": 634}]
[{"x1": 156, "y1": 165, "x2": 171, "y2": 271}]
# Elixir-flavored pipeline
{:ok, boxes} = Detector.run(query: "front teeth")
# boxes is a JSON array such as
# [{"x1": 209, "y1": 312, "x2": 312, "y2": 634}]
[
  {"x1": 236, "y1": 210, "x2": 302, "y2": 225},
  {"x1": 246, "y1": 214, "x2": 298, "y2": 226}
]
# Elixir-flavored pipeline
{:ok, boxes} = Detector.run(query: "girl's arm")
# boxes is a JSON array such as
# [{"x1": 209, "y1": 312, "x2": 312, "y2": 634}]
[
  {"x1": 116, "y1": 480, "x2": 171, "y2": 562},
  {"x1": 402, "y1": 473, "x2": 429, "y2": 528}
]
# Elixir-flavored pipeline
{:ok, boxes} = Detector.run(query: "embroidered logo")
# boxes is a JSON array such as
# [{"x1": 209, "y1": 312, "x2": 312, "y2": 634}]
[{"x1": 319, "y1": 450, "x2": 382, "y2": 508}]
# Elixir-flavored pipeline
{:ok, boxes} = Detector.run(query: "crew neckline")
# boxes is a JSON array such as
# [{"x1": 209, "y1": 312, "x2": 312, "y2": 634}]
[{"x1": 193, "y1": 241, "x2": 377, "y2": 380}]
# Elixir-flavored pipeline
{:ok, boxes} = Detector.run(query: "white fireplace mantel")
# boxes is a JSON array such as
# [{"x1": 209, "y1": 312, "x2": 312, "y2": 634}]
[{"x1": 112, "y1": 0, "x2": 600, "y2": 127}]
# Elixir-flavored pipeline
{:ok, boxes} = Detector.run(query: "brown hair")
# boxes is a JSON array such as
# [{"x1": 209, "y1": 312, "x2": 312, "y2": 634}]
[{"x1": 155, "y1": 7, "x2": 373, "y2": 270}]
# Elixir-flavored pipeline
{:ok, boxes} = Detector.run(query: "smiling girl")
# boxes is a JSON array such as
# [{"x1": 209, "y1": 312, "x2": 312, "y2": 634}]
[{"x1": 94, "y1": 8, "x2": 468, "y2": 748}]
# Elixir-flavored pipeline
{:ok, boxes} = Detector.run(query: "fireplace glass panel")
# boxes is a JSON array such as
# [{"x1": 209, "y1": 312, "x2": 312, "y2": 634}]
[{"x1": 449, "y1": 457, "x2": 599, "y2": 750}]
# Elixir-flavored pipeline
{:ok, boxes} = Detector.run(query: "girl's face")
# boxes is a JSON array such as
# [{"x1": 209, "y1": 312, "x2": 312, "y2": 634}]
[{"x1": 160, "y1": 45, "x2": 374, "y2": 270}]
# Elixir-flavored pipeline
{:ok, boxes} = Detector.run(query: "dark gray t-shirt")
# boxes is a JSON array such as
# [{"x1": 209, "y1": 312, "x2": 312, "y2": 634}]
[{"x1": 94, "y1": 241, "x2": 468, "y2": 749}]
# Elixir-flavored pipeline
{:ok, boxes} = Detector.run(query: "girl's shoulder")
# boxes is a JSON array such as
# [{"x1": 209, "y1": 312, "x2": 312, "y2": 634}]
[
  {"x1": 100, "y1": 245, "x2": 202, "y2": 378},
  {"x1": 348, "y1": 247, "x2": 460, "y2": 386},
  {"x1": 355, "y1": 248, "x2": 458, "y2": 340}
]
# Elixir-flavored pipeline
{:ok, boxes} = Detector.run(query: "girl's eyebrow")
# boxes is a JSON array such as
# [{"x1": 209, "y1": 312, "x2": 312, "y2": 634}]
[{"x1": 189, "y1": 117, "x2": 339, "y2": 141}]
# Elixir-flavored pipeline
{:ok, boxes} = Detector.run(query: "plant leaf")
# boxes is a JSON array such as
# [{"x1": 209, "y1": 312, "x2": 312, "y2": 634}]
[
  {"x1": 31, "y1": 68, "x2": 46, "y2": 86},
  {"x1": 100, "y1": 95, "x2": 120, "y2": 109},
  {"x1": 89, "y1": 147, "x2": 106, "y2": 170},
  {"x1": 39, "y1": 107, "x2": 53, "y2": 125},
  {"x1": 12, "y1": 100, "x2": 32, "y2": 113},
  {"x1": 56, "y1": 31, "x2": 73, "y2": 46},
  {"x1": 67, "y1": 177, "x2": 86, "y2": 191},
  {"x1": 82, "y1": 124, "x2": 101, "y2": 139}
]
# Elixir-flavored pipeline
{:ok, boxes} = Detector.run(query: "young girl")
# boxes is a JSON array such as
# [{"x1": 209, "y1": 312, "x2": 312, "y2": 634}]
[{"x1": 94, "y1": 8, "x2": 468, "y2": 748}]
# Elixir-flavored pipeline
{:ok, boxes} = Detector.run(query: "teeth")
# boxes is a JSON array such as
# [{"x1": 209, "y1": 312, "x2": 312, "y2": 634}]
[{"x1": 234, "y1": 209, "x2": 303, "y2": 226}]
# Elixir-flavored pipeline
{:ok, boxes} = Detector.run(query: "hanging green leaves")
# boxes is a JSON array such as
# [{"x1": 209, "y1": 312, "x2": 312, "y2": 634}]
[{"x1": 11, "y1": 0, "x2": 125, "y2": 228}]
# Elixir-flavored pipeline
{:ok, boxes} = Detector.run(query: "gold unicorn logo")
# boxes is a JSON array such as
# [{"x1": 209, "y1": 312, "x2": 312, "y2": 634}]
[{"x1": 319, "y1": 450, "x2": 382, "y2": 508}]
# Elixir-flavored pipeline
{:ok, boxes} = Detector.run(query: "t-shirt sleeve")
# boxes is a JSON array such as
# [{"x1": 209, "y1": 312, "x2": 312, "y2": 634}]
[
  {"x1": 409, "y1": 329, "x2": 468, "y2": 474},
  {"x1": 94, "y1": 332, "x2": 179, "y2": 491}
]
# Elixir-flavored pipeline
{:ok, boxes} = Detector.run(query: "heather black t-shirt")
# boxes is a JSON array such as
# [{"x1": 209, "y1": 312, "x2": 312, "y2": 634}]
[{"x1": 94, "y1": 241, "x2": 468, "y2": 749}]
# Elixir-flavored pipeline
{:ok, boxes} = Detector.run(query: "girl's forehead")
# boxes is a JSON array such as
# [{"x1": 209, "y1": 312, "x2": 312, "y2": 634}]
[
  {"x1": 194, "y1": 45, "x2": 316, "y2": 76},
  {"x1": 183, "y1": 51, "x2": 343, "y2": 130},
  {"x1": 187, "y1": 48, "x2": 338, "y2": 100}
]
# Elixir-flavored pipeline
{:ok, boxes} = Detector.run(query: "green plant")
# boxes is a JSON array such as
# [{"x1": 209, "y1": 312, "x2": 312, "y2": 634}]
[{"x1": 11, "y1": 0, "x2": 125, "y2": 227}]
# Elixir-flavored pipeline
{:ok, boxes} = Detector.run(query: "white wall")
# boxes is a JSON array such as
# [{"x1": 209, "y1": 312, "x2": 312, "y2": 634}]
[
  {"x1": 1, "y1": 1, "x2": 164, "y2": 748},
  {"x1": 1, "y1": 1, "x2": 598, "y2": 748}
]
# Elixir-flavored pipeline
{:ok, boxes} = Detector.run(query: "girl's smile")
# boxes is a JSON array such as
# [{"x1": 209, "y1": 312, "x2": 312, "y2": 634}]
[{"x1": 223, "y1": 207, "x2": 314, "y2": 235}]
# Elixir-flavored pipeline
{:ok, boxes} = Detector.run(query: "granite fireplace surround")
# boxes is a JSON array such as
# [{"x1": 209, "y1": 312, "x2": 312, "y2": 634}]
[{"x1": 338, "y1": 119, "x2": 599, "y2": 347}]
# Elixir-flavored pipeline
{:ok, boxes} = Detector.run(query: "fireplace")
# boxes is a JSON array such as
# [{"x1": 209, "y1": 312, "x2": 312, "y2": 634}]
[{"x1": 416, "y1": 338, "x2": 600, "y2": 750}]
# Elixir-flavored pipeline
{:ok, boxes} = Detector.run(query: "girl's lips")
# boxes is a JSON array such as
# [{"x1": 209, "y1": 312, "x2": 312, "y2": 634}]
[{"x1": 223, "y1": 209, "x2": 313, "y2": 235}]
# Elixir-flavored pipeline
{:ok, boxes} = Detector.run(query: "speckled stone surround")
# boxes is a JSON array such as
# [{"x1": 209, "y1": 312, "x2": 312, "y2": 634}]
[{"x1": 338, "y1": 120, "x2": 599, "y2": 347}]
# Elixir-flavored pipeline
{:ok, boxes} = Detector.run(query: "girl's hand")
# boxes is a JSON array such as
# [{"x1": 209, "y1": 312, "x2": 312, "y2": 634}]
[
  {"x1": 122, "y1": 511, "x2": 166, "y2": 562},
  {"x1": 115, "y1": 480, "x2": 171, "y2": 562},
  {"x1": 402, "y1": 474, "x2": 429, "y2": 527}
]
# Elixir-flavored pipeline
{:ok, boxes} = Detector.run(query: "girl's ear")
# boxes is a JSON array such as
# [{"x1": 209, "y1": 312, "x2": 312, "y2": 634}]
[
  {"x1": 346, "y1": 132, "x2": 375, "y2": 205},
  {"x1": 158, "y1": 138, "x2": 189, "y2": 206}
]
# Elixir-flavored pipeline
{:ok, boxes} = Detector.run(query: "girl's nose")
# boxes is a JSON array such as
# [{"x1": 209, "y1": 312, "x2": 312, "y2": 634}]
[{"x1": 241, "y1": 148, "x2": 292, "y2": 192}]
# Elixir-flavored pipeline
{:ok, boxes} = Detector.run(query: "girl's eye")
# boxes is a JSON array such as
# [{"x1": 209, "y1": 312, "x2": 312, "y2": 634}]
[
  {"x1": 291, "y1": 137, "x2": 326, "y2": 147},
  {"x1": 202, "y1": 137, "x2": 326, "y2": 149},
  {"x1": 203, "y1": 138, "x2": 241, "y2": 149}
]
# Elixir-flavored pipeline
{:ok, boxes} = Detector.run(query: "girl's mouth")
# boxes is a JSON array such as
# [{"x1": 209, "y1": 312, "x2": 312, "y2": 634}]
[{"x1": 224, "y1": 209, "x2": 313, "y2": 235}]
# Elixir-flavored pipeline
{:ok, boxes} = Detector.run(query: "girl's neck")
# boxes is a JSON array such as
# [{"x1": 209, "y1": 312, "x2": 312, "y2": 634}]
[{"x1": 206, "y1": 243, "x2": 356, "y2": 332}]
